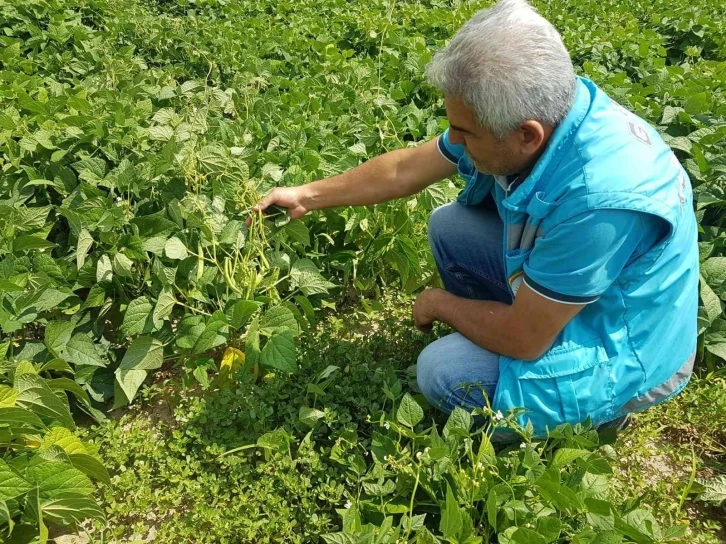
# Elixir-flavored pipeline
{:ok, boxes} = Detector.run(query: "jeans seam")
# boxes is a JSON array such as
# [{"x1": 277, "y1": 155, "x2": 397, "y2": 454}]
[{"x1": 444, "y1": 261, "x2": 509, "y2": 292}]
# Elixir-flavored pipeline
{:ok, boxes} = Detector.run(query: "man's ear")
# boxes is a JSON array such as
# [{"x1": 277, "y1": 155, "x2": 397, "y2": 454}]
[{"x1": 516, "y1": 120, "x2": 549, "y2": 154}]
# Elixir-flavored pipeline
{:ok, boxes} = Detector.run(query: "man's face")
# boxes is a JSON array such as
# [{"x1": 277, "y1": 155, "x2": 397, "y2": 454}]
[{"x1": 444, "y1": 96, "x2": 535, "y2": 177}]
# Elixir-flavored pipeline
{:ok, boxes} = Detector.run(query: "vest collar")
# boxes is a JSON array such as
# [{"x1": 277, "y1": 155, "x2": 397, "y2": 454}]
[{"x1": 502, "y1": 77, "x2": 594, "y2": 212}]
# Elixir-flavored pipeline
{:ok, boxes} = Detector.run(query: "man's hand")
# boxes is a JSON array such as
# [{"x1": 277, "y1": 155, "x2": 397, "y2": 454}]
[
  {"x1": 413, "y1": 288, "x2": 447, "y2": 333},
  {"x1": 246, "y1": 186, "x2": 311, "y2": 226}
]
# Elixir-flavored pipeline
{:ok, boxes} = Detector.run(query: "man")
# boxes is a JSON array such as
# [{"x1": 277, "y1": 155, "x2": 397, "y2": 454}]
[{"x1": 250, "y1": 0, "x2": 699, "y2": 437}]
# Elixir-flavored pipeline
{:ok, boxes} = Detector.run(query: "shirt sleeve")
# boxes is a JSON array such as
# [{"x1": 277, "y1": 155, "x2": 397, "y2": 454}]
[
  {"x1": 437, "y1": 128, "x2": 466, "y2": 165},
  {"x1": 522, "y1": 209, "x2": 670, "y2": 304}
]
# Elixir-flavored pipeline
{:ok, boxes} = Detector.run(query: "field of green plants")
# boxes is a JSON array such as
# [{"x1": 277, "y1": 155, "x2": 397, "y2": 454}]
[{"x1": 0, "y1": 0, "x2": 725, "y2": 541}]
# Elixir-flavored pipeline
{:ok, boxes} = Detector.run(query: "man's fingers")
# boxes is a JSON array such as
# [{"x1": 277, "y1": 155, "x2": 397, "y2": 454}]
[
  {"x1": 246, "y1": 191, "x2": 279, "y2": 226},
  {"x1": 253, "y1": 191, "x2": 277, "y2": 213}
]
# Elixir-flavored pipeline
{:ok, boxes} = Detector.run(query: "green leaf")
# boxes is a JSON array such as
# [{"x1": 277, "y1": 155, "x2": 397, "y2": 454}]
[
  {"x1": 552, "y1": 448, "x2": 588, "y2": 468},
  {"x1": 440, "y1": 483, "x2": 462, "y2": 538},
  {"x1": 299, "y1": 406, "x2": 325, "y2": 426},
  {"x1": 695, "y1": 475, "x2": 726, "y2": 504},
  {"x1": 290, "y1": 258, "x2": 335, "y2": 295},
  {"x1": 443, "y1": 407, "x2": 472, "y2": 440},
  {"x1": 0, "y1": 406, "x2": 47, "y2": 433},
  {"x1": 260, "y1": 330, "x2": 296, "y2": 372},
  {"x1": 113, "y1": 368, "x2": 148, "y2": 407},
  {"x1": 700, "y1": 275, "x2": 722, "y2": 324},
  {"x1": 260, "y1": 306, "x2": 300, "y2": 336},
  {"x1": 486, "y1": 489, "x2": 498, "y2": 530},
  {"x1": 12, "y1": 234, "x2": 54, "y2": 253},
  {"x1": 535, "y1": 517, "x2": 562, "y2": 541},
  {"x1": 510, "y1": 527, "x2": 547, "y2": 544},
  {"x1": 165, "y1": 236, "x2": 188, "y2": 260},
  {"x1": 121, "y1": 296, "x2": 154, "y2": 336},
  {"x1": 96, "y1": 254, "x2": 112, "y2": 282},
  {"x1": 192, "y1": 311, "x2": 228, "y2": 355},
  {"x1": 14, "y1": 374, "x2": 74, "y2": 428},
  {"x1": 702, "y1": 257, "x2": 726, "y2": 291},
  {"x1": 27, "y1": 460, "x2": 94, "y2": 498},
  {"x1": 226, "y1": 300, "x2": 260, "y2": 330},
  {"x1": 616, "y1": 509, "x2": 661, "y2": 542},
  {"x1": 113, "y1": 253, "x2": 134, "y2": 278},
  {"x1": 0, "y1": 459, "x2": 31, "y2": 501},
  {"x1": 176, "y1": 315, "x2": 207, "y2": 349},
  {"x1": 396, "y1": 393, "x2": 423, "y2": 428},
  {"x1": 585, "y1": 497, "x2": 615, "y2": 530},
  {"x1": 0, "y1": 499, "x2": 12, "y2": 535},
  {"x1": 153, "y1": 289, "x2": 176, "y2": 328},
  {"x1": 68, "y1": 453, "x2": 111, "y2": 486},
  {"x1": 65, "y1": 333, "x2": 107, "y2": 367},
  {"x1": 0, "y1": 386, "x2": 18, "y2": 407},
  {"x1": 47, "y1": 378, "x2": 91, "y2": 407},
  {"x1": 40, "y1": 427, "x2": 87, "y2": 455},
  {"x1": 149, "y1": 125, "x2": 175, "y2": 141},
  {"x1": 119, "y1": 336, "x2": 164, "y2": 371},
  {"x1": 41, "y1": 493, "x2": 105, "y2": 525},
  {"x1": 284, "y1": 221, "x2": 310, "y2": 246},
  {"x1": 44, "y1": 321, "x2": 74, "y2": 356}
]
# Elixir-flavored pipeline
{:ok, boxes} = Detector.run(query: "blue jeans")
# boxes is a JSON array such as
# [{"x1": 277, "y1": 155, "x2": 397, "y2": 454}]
[{"x1": 417, "y1": 202, "x2": 511, "y2": 414}]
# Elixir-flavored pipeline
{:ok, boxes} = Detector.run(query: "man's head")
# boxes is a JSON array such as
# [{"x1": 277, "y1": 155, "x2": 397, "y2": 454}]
[{"x1": 426, "y1": 0, "x2": 576, "y2": 177}]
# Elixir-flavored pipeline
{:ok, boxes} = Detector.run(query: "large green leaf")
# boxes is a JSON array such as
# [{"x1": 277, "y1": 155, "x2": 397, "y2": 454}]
[
  {"x1": 396, "y1": 393, "x2": 423, "y2": 428},
  {"x1": 439, "y1": 483, "x2": 462, "y2": 539},
  {"x1": 260, "y1": 330, "x2": 296, "y2": 372},
  {"x1": 14, "y1": 374, "x2": 74, "y2": 429},
  {"x1": 41, "y1": 493, "x2": 105, "y2": 525},
  {"x1": 259, "y1": 306, "x2": 299, "y2": 337},
  {"x1": 0, "y1": 406, "x2": 48, "y2": 434},
  {"x1": 225, "y1": 299, "x2": 260, "y2": 330},
  {"x1": 0, "y1": 459, "x2": 31, "y2": 501},
  {"x1": 164, "y1": 236, "x2": 188, "y2": 260},
  {"x1": 177, "y1": 315, "x2": 207, "y2": 349},
  {"x1": 27, "y1": 461, "x2": 94, "y2": 499},
  {"x1": 113, "y1": 368, "x2": 148, "y2": 407},
  {"x1": 64, "y1": 333, "x2": 107, "y2": 367},
  {"x1": 191, "y1": 311, "x2": 228, "y2": 355},
  {"x1": 40, "y1": 427, "x2": 87, "y2": 455},
  {"x1": 76, "y1": 228, "x2": 93, "y2": 270},
  {"x1": 119, "y1": 336, "x2": 164, "y2": 371},
  {"x1": 121, "y1": 296, "x2": 154, "y2": 336},
  {"x1": 43, "y1": 321, "x2": 74, "y2": 356},
  {"x1": 153, "y1": 289, "x2": 176, "y2": 328},
  {"x1": 68, "y1": 454, "x2": 111, "y2": 486},
  {"x1": 290, "y1": 258, "x2": 335, "y2": 296}
]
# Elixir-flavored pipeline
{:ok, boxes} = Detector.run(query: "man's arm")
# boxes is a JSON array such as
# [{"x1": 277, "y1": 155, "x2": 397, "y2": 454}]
[
  {"x1": 248, "y1": 138, "x2": 457, "y2": 221},
  {"x1": 413, "y1": 284, "x2": 584, "y2": 360}
]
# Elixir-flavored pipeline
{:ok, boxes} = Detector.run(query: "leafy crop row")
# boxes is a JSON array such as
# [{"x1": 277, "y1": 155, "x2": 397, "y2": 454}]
[{"x1": 0, "y1": 0, "x2": 724, "y2": 539}]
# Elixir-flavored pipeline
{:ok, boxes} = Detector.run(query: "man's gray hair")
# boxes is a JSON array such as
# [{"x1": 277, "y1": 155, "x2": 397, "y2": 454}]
[{"x1": 426, "y1": 0, "x2": 577, "y2": 139}]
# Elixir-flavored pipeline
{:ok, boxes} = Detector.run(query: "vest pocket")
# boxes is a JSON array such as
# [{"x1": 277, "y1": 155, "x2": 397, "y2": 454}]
[{"x1": 493, "y1": 340, "x2": 614, "y2": 435}]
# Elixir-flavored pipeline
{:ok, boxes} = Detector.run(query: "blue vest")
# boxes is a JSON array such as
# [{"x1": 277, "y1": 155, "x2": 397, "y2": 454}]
[{"x1": 457, "y1": 77, "x2": 699, "y2": 435}]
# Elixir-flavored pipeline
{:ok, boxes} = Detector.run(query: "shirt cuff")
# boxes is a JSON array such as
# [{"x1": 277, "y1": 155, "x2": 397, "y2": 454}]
[
  {"x1": 522, "y1": 272, "x2": 600, "y2": 305},
  {"x1": 437, "y1": 135, "x2": 459, "y2": 165}
]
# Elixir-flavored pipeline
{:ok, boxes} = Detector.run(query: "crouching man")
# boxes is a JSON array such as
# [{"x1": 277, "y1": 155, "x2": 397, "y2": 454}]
[{"x1": 251, "y1": 0, "x2": 699, "y2": 437}]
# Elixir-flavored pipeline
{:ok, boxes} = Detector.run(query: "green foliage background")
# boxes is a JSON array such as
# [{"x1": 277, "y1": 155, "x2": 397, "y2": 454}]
[{"x1": 0, "y1": 0, "x2": 724, "y2": 540}]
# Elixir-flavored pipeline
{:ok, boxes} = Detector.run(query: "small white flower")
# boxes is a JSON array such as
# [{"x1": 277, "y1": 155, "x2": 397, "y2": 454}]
[
  {"x1": 344, "y1": 500, "x2": 352, "y2": 509},
  {"x1": 116, "y1": 196, "x2": 122, "y2": 202},
  {"x1": 520, "y1": 443, "x2": 526, "y2": 449},
  {"x1": 384, "y1": 422, "x2": 390, "y2": 430},
  {"x1": 494, "y1": 410, "x2": 504, "y2": 421},
  {"x1": 363, "y1": 451, "x2": 369, "y2": 457},
  {"x1": 416, "y1": 452, "x2": 422, "y2": 459}
]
